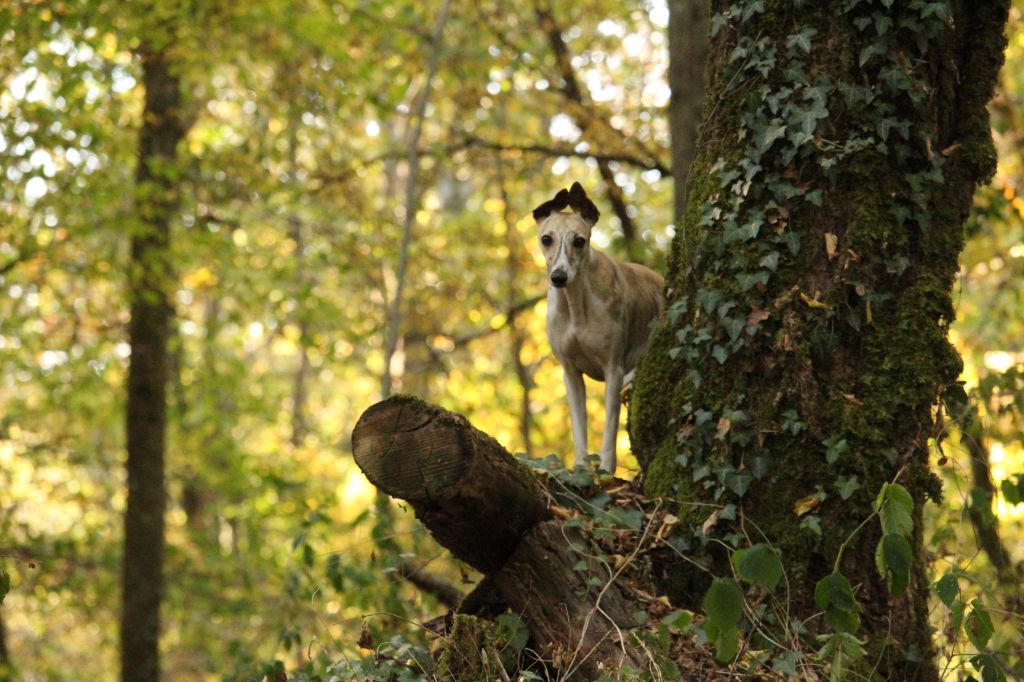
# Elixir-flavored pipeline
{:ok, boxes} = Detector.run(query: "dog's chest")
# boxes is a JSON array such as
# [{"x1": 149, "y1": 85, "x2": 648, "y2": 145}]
[{"x1": 547, "y1": 301, "x2": 616, "y2": 381}]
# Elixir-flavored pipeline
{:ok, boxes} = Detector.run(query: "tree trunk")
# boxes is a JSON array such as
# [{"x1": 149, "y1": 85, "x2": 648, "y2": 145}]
[
  {"x1": 121, "y1": 45, "x2": 186, "y2": 682},
  {"x1": 668, "y1": 0, "x2": 709, "y2": 217},
  {"x1": 630, "y1": 2, "x2": 1008, "y2": 678},
  {"x1": 0, "y1": 604, "x2": 10, "y2": 682},
  {"x1": 352, "y1": 396, "x2": 647, "y2": 679}
]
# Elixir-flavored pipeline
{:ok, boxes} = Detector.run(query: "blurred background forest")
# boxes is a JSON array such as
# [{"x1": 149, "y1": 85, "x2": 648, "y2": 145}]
[{"x1": 1, "y1": 0, "x2": 1022, "y2": 680}]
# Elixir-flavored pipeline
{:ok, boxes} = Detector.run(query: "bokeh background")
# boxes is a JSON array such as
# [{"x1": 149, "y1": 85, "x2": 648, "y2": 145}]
[{"x1": 1, "y1": 0, "x2": 1021, "y2": 679}]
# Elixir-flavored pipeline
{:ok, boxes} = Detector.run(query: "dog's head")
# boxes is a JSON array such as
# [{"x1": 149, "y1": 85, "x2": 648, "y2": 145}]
[{"x1": 533, "y1": 182, "x2": 600, "y2": 288}]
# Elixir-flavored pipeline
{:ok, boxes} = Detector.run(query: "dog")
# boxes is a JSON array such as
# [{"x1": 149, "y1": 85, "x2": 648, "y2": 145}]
[{"x1": 533, "y1": 182, "x2": 665, "y2": 472}]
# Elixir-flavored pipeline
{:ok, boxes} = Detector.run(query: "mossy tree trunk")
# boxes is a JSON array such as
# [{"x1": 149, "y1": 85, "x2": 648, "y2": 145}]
[{"x1": 630, "y1": 2, "x2": 1008, "y2": 678}]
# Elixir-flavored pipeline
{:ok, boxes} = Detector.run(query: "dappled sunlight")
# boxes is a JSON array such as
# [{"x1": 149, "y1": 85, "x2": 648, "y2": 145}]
[{"x1": 1, "y1": 0, "x2": 1023, "y2": 679}]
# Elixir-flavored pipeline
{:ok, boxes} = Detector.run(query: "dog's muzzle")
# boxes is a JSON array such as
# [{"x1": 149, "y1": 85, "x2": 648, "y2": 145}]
[{"x1": 550, "y1": 270, "x2": 568, "y2": 287}]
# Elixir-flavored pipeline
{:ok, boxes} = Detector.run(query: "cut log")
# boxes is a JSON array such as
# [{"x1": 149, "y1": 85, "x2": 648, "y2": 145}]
[
  {"x1": 467, "y1": 520, "x2": 647, "y2": 678},
  {"x1": 352, "y1": 395, "x2": 551, "y2": 572},
  {"x1": 351, "y1": 396, "x2": 650, "y2": 679}
]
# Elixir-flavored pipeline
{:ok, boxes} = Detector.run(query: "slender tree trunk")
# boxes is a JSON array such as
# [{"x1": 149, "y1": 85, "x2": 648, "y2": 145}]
[
  {"x1": 380, "y1": 0, "x2": 452, "y2": 399},
  {"x1": 630, "y1": 2, "x2": 1008, "y2": 678},
  {"x1": 963, "y1": 408, "x2": 1016, "y2": 583},
  {"x1": 668, "y1": 0, "x2": 709, "y2": 218},
  {"x1": 0, "y1": 604, "x2": 10, "y2": 682},
  {"x1": 497, "y1": 158, "x2": 534, "y2": 456},
  {"x1": 121, "y1": 45, "x2": 185, "y2": 682}
]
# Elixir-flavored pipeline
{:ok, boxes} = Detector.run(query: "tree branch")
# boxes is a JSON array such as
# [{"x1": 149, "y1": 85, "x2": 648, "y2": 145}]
[
  {"x1": 534, "y1": 2, "x2": 638, "y2": 245},
  {"x1": 397, "y1": 559, "x2": 463, "y2": 608}
]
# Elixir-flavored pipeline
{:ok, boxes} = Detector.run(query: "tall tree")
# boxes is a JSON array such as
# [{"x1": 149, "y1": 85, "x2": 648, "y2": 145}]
[
  {"x1": 122, "y1": 42, "x2": 187, "y2": 682},
  {"x1": 630, "y1": 1, "x2": 1009, "y2": 678}
]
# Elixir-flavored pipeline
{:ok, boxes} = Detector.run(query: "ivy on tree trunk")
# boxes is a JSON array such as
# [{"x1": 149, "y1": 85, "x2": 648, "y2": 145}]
[{"x1": 630, "y1": 1, "x2": 1009, "y2": 678}]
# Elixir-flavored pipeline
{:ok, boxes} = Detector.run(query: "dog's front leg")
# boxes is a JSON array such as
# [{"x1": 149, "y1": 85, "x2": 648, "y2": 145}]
[
  {"x1": 599, "y1": 367, "x2": 624, "y2": 473},
  {"x1": 563, "y1": 368, "x2": 589, "y2": 467}
]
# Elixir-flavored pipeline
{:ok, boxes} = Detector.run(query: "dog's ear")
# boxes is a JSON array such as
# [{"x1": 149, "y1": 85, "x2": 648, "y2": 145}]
[
  {"x1": 532, "y1": 188, "x2": 571, "y2": 222},
  {"x1": 568, "y1": 182, "x2": 600, "y2": 225}
]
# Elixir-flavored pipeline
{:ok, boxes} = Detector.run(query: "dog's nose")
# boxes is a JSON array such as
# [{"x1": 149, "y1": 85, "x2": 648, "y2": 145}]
[{"x1": 550, "y1": 270, "x2": 568, "y2": 287}]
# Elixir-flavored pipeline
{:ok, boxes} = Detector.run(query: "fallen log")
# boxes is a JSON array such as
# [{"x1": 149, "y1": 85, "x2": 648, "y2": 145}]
[{"x1": 351, "y1": 395, "x2": 647, "y2": 679}]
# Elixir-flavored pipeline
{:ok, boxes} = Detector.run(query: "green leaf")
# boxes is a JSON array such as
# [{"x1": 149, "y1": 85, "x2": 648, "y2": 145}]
[
  {"x1": 875, "y1": 533, "x2": 913, "y2": 596},
  {"x1": 0, "y1": 568, "x2": 8, "y2": 606},
  {"x1": 703, "y1": 578, "x2": 744, "y2": 630},
  {"x1": 599, "y1": 507, "x2": 645, "y2": 531},
  {"x1": 662, "y1": 610, "x2": 692, "y2": 631},
  {"x1": 1000, "y1": 475, "x2": 1023, "y2": 505},
  {"x1": 970, "y1": 652, "x2": 1005, "y2": 682},
  {"x1": 732, "y1": 543, "x2": 784, "y2": 590},
  {"x1": 762, "y1": 122, "x2": 788, "y2": 150},
  {"x1": 935, "y1": 573, "x2": 958, "y2": 608},
  {"x1": 834, "y1": 474, "x2": 860, "y2": 500},
  {"x1": 711, "y1": 622, "x2": 739, "y2": 662},
  {"x1": 817, "y1": 631, "x2": 867, "y2": 682},
  {"x1": 815, "y1": 573, "x2": 860, "y2": 633},
  {"x1": 875, "y1": 482, "x2": 914, "y2": 537},
  {"x1": 966, "y1": 599, "x2": 994, "y2": 650},
  {"x1": 786, "y1": 27, "x2": 816, "y2": 53},
  {"x1": 951, "y1": 598, "x2": 966, "y2": 638},
  {"x1": 712, "y1": 345, "x2": 730, "y2": 364},
  {"x1": 824, "y1": 437, "x2": 849, "y2": 465}
]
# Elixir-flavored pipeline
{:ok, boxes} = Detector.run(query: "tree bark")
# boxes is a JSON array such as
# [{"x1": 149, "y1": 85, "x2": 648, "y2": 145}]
[
  {"x1": 352, "y1": 396, "x2": 647, "y2": 679},
  {"x1": 630, "y1": 2, "x2": 1008, "y2": 678},
  {"x1": 0, "y1": 604, "x2": 10, "y2": 682},
  {"x1": 353, "y1": 396, "x2": 551, "y2": 572},
  {"x1": 121, "y1": 45, "x2": 186, "y2": 682}
]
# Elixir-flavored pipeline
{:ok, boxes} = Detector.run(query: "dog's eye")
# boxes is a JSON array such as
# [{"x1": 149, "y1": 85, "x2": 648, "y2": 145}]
[
  {"x1": 573, "y1": 236, "x2": 586, "y2": 249},
  {"x1": 541, "y1": 235, "x2": 553, "y2": 246}
]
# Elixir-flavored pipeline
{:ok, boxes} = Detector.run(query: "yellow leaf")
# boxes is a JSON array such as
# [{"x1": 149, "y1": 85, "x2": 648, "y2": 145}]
[
  {"x1": 550, "y1": 504, "x2": 573, "y2": 520},
  {"x1": 800, "y1": 292, "x2": 831, "y2": 310},
  {"x1": 825, "y1": 232, "x2": 838, "y2": 260},
  {"x1": 793, "y1": 495, "x2": 821, "y2": 517}
]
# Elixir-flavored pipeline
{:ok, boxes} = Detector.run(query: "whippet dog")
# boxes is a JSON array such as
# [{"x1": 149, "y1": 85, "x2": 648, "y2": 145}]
[{"x1": 534, "y1": 182, "x2": 665, "y2": 472}]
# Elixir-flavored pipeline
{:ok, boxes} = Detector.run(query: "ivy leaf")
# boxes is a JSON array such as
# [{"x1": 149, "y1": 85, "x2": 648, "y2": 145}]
[
  {"x1": 786, "y1": 27, "x2": 816, "y2": 53},
  {"x1": 834, "y1": 474, "x2": 860, "y2": 500},
  {"x1": 732, "y1": 543, "x2": 784, "y2": 590},
  {"x1": 823, "y1": 437, "x2": 849, "y2": 465},
  {"x1": 875, "y1": 533, "x2": 913, "y2": 596},
  {"x1": 875, "y1": 482, "x2": 914, "y2": 537},
  {"x1": 712, "y1": 345, "x2": 730, "y2": 365},
  {"x1": 935, "y1": 572, "x2": 958, "y2": 608},
  {"x1": 762, "y1": 122, "x2": 788, "y2": 150},
  {"x1": 722, "y1": 316, "x2": 745, "y2": 342},
  {"x1": 859, "y1": 43, "x2": 883, "y2": 67},
  {"x1": 759, "y1": 251, "x2": 780, "y2": 271}
]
